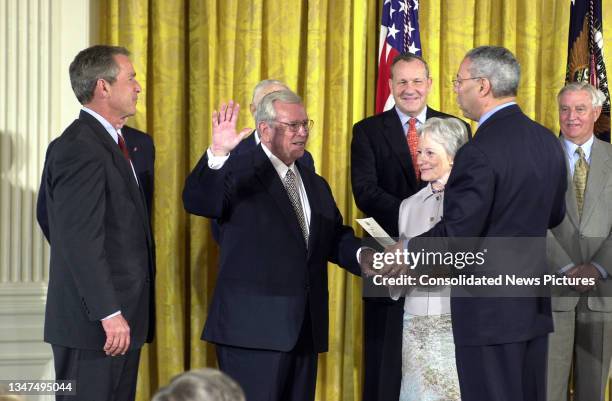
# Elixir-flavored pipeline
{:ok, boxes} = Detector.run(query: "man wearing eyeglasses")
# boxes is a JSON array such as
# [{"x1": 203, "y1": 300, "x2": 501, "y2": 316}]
[
  {"x1": 350, "y1": 53, "x2": 470, "y2": 401},
  {"x1": 408, "y1": 46, "x2": 567, "y2": 401},
  {"x1": 209, "y1": 79, "x2": 315, "y2": 243},
  {"x1": 183, "y1": 89, "x2": 372, "y2": 401}
]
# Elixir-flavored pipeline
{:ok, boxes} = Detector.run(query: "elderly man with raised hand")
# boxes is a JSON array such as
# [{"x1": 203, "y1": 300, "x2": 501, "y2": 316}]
[
  {"x1": 183, "y1": 90, "x2": 369, "y2": 401},
  {"x1": 547, "y1": 82, "x2": 612, "y2": 401},
  {"x1": 233, "y1": 79, "x2": 314, "y2": 170},
  {"x1": 405, "y1": 46, "x2": 567, "y2": 401},
  {"x1": 209, "y1": 79, "x2": 315, "y2": 243}
]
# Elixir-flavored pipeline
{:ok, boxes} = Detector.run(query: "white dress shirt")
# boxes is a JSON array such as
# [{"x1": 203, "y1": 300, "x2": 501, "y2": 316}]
[{"x1": 82, "y1": 107, "x2": 139, "y2": 185}]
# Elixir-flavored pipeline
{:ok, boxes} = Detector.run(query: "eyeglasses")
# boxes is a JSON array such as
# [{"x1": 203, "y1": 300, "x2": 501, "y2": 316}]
[
  {"x1": 452, "y1": 76, "x2": 484, "y2": 87},
  {"x1": 273, "y1": 119, "x2": 314, "y2": 133}
]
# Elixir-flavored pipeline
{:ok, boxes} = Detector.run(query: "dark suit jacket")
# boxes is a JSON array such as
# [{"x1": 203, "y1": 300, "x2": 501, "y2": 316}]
[
  {"x1": 37, "y1": 125, "x2": 155, "y2": 240},
  {"x1": 351, "y1": 107, "x2": 471, "y2": 237},
  {"x1": 415, "y1": 104, "x2": 567, "y2": 346},
  {"x1": 39, "y1": 111, "x2": 155, "y2": 350},
  {"x1": 211, "y1": 131, "x2": 315, "y2": 242},
  {"x1": 183, "y1": 145, "x2": 361, "y2": 353}
]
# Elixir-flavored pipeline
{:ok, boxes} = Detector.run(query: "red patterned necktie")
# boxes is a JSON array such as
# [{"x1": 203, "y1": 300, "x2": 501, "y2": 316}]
[
  {"x1": 117, "y1": 131, "x2": 131, "y2": 162},
  {"x1": 406, "y1": 117, "x2": 420, "y2": 181}
]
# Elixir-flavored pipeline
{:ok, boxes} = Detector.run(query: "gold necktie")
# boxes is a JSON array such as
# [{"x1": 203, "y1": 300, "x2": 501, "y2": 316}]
[{"x1": 573, "y1": 147, "x2": 589, "y2": 216}]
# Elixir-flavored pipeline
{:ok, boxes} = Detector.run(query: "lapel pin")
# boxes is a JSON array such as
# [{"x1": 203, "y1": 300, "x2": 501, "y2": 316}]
[{"x1": 133, "y1": 146, "x2": 138, "y2": 152}]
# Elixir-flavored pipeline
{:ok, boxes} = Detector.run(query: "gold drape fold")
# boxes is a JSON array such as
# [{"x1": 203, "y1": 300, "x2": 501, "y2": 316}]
[{"x1": 96, "y1": 1, "x2": 612, "y2": 400}]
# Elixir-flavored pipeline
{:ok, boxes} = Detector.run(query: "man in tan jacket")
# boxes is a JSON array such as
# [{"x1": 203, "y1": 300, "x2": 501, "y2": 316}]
[{"x1": 547, "y1": 82, "x2": 612, "y2": 401}]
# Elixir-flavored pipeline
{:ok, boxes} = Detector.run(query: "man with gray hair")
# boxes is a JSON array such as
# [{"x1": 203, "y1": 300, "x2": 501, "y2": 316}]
[
  {"x1": 183, "y1": 89, "x2": 370, "y2": 401},
  {"x1": 38, "y1": 45, "x2": 155, "y2": 401},
  {"x1": 407, "y1": 46, "x2": 567, "y2": 401},
  {"x1": 547, "y1": 82, "x2": 612, "y2": 401},
  {"x1": 210, "y1": 79, "x2": 314, "y2": 242},
  {"x1": 233, "y1": 79, "x2": 314, "y2": 169},
  {"x1": 152, "y1": 368, "x2": 245, "y2": 401}
]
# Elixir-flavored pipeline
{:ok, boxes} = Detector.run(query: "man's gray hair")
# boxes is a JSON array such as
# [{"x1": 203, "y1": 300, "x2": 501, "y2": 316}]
[
  {"x1": 255, "y1": 89, "x2": 303, "y2": 125},
  {"x1": 418, "y1": 117, "x2": 469, "y2": 159},
  {"x1": 151, "y1": 368, "x2": 245, "y2": 401},
  {"x1": 557, "y1": 81, "x2": 606, "y2": 108},
  {"x1": 252, "y1": 79, "x2": 288, "y2": 103},
  {"x1": 465, "y1": 46, "x2": 520, "y2": 98},
  {"x1": 69, "y1": 45, "x2": 131, "y2": 105}
]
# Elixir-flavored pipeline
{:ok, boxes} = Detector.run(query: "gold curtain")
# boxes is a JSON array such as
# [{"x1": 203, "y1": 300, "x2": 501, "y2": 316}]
[{"x1": 96, "y1": 1, "x2": 612, "y2": 401}]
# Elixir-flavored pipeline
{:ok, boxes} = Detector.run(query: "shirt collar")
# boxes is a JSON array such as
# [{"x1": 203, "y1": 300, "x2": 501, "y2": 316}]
[
  {"x1": 420, "y1": 182, "x2": 444, "y2": 202},
  {"x1": 261, "y1": 142, "x2": 296, "y2": 178},
  {"x1": 563, "y1": 134, "x2": 594, "y2": 161},
  {"x1": 478, "y1": 101, "x2": 516, "y2": 126},
  {"x1": 82, "y1": 107, "x2": 119, "y2": 144},
  {"x1": 395, "y1": 105, "x2": 428, "y2": 128},
  {"x1": 253, "y1": 130, "x2": 261, "y2": 145}
]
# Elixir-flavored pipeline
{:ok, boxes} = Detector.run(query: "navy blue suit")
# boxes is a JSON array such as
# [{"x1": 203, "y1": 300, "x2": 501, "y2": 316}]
[
  {"x1": 37, "y1": 112, "x2": 155, "y2": 401},
  {"x1": 415, "y1": 104, "x2": 567, "y2": 401},
  {"x1": 183, "y1": 144, "x2": 360, "y2": 401},
  {"x1": 38, "y1": 125, "x2": 155, "y2": 241}
]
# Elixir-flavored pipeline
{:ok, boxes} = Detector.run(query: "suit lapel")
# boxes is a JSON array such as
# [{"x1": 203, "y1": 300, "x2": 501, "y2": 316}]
[
  {"x1": 253, "y1": 146, "x2": 308, "y2": 252},
  {"x1": 381, "y1": 109, "x2": 418, "y2": 189},
  {"x1": 79, "y1": 112, "x2": 151, "y2": 239},
  {"x1": 580, "y1": 138, "x2": 612, "y2": 229}
]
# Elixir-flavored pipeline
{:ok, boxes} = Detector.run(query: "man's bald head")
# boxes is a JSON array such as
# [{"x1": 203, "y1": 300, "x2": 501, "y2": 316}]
[{"x1": 250, "y1": 79, "x2": 289, "y2": 118}]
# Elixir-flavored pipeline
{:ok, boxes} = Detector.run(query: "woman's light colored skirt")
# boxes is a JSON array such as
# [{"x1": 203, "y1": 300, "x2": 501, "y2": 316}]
[{"x1": 399, "y1": 313, "x2": 461, "y2": 401}]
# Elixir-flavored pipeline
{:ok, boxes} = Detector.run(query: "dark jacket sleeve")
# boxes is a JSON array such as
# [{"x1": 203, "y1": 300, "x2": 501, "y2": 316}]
[
  {"x1": 421, "y1": 143, "x2": 495, "y2": 238},
  {"x1": 49, "y1": 140, "x2": 120, "y2": 320},
  {"x1": 183, "y1": 152, "x2": 229, "y2": 219},
  {"x1": 350, "y1": 122, "x2": 402, "y2": 233},
  {"x1": 320, "y1": 179, "x2": 362, "y2": 276}
]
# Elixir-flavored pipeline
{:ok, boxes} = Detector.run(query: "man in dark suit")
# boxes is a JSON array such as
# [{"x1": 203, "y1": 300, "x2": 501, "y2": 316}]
[
  {"x1": 37, "y1": 124, "x2": 155, "y2": 240},
  {"x1": 408, "y1": 46, "x2": 567, "y2": 401},
  {"x1": 350, "y1": 53, "x2": 470, "y2": 401},
  {"x1": 183, "y1": 90, "x2": 368, "y2": 401},
  {"x1": 211, "y1": 79, "x2": 314, "y2": 242},
  {"x1": 37, "y1": 45, "x2": 155, "y2": 401}
]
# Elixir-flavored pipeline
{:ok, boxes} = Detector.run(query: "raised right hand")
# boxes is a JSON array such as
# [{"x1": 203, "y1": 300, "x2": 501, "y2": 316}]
[{"x1": 211, "y1": 101, "x2": 252, "y2": 156}]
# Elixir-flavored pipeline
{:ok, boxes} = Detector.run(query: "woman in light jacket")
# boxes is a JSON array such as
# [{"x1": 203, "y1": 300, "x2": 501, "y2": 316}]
[{"x1": 396, "y1": 117, "x2": 468, "y2": 401}]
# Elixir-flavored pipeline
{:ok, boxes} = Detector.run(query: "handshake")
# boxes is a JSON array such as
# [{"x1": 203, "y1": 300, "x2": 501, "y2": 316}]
[{"x1": 359, "y1": 241, "x2": 415, "y2": 280}]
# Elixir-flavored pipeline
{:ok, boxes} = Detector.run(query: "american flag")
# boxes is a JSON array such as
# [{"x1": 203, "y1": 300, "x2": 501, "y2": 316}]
[
  {"x1": 375, "y1": 0, "x2": 422, "y2": 113},
  {"x1": 566, "y1": 0, "x2": 610, "y2": 142}
]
